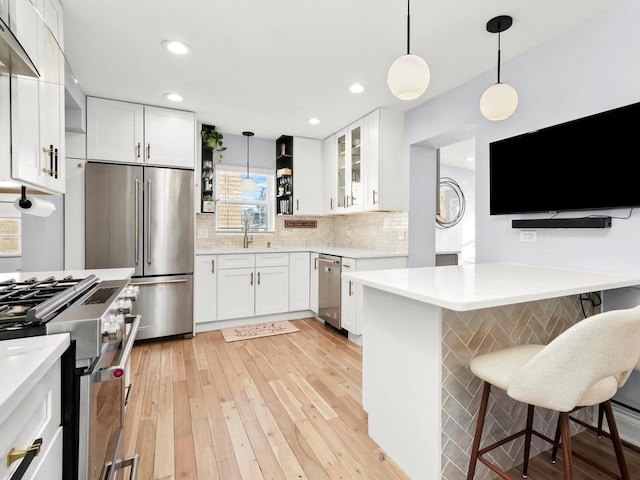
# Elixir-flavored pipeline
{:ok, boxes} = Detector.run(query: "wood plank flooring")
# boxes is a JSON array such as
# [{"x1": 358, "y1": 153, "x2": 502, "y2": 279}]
[{"x1": 123, "y1": 317, "x2": 640, "y2": 480}]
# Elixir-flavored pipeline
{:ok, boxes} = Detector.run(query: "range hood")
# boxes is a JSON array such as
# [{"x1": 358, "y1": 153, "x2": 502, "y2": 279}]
[{"x1": 0, "y1": 16, "x2": 39, "y2": 78}]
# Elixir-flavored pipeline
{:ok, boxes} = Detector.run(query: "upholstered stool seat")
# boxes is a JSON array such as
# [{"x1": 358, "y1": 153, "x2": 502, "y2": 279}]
[{"x1": 467, "y1": 305, "x2": 640, "y2": 480}]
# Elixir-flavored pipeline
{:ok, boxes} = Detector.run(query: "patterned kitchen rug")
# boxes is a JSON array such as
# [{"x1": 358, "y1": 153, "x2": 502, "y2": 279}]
[{"x1": 220, "y1": 320, "x2": 300, "y2": 342}]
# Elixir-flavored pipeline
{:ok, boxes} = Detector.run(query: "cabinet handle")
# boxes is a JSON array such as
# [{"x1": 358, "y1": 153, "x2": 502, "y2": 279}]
[
  {"x1": 54, "y1": 148, "x2": 59, "y2": 178},
  {"x1": 314, "y1": 257, "x2": 318, "y2": 270},
  {"x1": 211, "y1": 259, "x2": 215, "y2": 274},
  {"x1": 350, "y1": 195, "x2": 355, "y2": 206},
  {"x1": 250, "y1": 272, "x2": 254, "y2": 286},
  {"x1": 296, "y1": 199, "x2": 299, "y2": 211},
  {"x1": 137, "y1": 142, "x2": 141, "y2": 158},
  {"x1": 372, "y1": 190, "x2": 377, "y2": 205},
  {"x1": 257, "y1": 272, "x2": 261, "y2": 285},
  {"x1": 146, "y1": 143, "x2": 151, "y2": 159},
  {"x1": 7, "y1": 438, "x2": 42, "y2": 467},
  {"x1": 42, "y1": 145, "x2": 54, "y2": 176},
  {"x1": 344, "y1": 195, "x2": 347, "y2": 208},
  {"x1": 330, "y1": 198, "x2": 334, "y2": 210},
  {"x1": 348, "y1": 280, "x2": 353, "y2": 296}
]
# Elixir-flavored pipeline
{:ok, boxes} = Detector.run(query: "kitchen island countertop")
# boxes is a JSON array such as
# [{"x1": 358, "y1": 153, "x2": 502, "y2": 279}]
[
  {"x1": 342, "y1": 262, "x2": 640, "y2": 311},
  {"x1": 0, "y1": 334, "x2": 70, "y2": 427},
  {"x1": 197, "y1": 246, "x2": 408, "y2": 259}
]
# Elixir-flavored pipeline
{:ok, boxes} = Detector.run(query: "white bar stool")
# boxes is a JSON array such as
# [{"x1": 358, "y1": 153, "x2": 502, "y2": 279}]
[{"x1": 466, "y1": 305, "x2": 640, "y2": 480}]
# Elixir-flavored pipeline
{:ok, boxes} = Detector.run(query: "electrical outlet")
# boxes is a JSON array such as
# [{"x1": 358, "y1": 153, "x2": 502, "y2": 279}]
[
  {"x1": 197, "y1": 228, "x2": 208, "y2": 239},
  {"x1": 520, "y1": 230, "x2": 537, "y2": 242}
]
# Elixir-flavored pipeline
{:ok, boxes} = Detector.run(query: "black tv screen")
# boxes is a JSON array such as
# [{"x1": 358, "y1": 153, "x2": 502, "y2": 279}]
[{"x1": 490, "y1": 101, "x2": 640, "y2": 215}]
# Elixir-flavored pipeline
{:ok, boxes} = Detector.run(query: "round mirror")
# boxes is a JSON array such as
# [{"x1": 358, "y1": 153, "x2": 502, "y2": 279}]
[{"x1": 436, "y1": 177, "x2": 466, "y2": 229}]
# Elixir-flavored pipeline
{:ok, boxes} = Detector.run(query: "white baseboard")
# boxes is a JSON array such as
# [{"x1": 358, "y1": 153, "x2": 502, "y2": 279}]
[{"x1": 612, "y1": 404, "x2": 640, "y2": 447}]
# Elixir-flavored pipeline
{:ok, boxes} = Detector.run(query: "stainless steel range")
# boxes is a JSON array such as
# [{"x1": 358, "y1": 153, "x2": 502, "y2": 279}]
[{"x1": 0, "y1": 273, "x2": 140, "y2": 480}]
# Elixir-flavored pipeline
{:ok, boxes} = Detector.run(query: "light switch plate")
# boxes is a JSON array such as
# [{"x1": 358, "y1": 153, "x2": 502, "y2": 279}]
[{"x1": 197, "y1": 228, "x2": 208, "y2": 239}]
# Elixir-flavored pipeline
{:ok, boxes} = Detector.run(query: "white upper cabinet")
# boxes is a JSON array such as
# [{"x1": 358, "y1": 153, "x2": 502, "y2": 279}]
[
  {"x1": 292, "y1": 137, "x2": 323, "y2": 215},
  {"x1": 87, "y1": 97, "x2": 195, "y2": 168},
  {"x1": 363, "y1": 108, "x2": 405, "y2": 211},
  {"x1": 335, "y1": 120, "x2": 364, "y2": 213},
  {"x1": 322, "y1": 135, "x2": 336, "y2": 214},
  {"x1": 7, "y1": 0, "x2": 65, "y2": 193},
  {"x1": 323, "y1": 108, "x2": 405, "y2": 214},
  {"x1": 144, "y1": 106, "x2": 195, "y2": 168},
  {"x1": 86, "y1": 97, "x2": 144, "y2": 163}
]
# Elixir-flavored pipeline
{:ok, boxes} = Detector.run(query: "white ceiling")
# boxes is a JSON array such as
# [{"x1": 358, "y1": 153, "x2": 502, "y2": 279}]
[{"x1": 60, "y1": 0, "x2": 628, "y2": 141}]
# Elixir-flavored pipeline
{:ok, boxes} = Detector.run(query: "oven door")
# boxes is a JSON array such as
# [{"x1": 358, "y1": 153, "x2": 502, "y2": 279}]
[{"x1": 80, "y1": 316, "x2": 140, "y2": 480}]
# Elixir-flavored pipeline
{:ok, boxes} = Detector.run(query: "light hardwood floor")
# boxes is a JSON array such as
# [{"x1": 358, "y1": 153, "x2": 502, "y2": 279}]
[{"x1": 123, "y1": 317, "x2": 640, "y2": 480}]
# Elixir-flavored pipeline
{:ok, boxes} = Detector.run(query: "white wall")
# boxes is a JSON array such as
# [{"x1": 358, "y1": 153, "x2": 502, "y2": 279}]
[{"x1": 406, "y1": 0, "x2": 640, "y2": 276}]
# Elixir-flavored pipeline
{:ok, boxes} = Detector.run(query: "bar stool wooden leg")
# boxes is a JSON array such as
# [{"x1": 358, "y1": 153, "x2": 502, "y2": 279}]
[
  {"x1": 559, "y1": 412, "x2": 573, "y2": 480},
  {"x1": 522, "y1": 404, "x2": 535, "y2": 478},
  {"x1": 467, "y1": 382, "x2": 491, "y2": 480},
  {"x1": 597, "y1": 403, "x2": 605, "y2": 438},
  {"x1": 550, "y1": 413, "x2": 561, "y2": 464},
  {"x1": 602, "y1": 400, "x2": 630, "y2": 480}
]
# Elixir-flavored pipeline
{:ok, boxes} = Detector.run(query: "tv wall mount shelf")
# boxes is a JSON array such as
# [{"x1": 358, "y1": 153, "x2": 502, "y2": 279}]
[{"x1": 512, "y1": 216, "x2": 612, "y2": 229}]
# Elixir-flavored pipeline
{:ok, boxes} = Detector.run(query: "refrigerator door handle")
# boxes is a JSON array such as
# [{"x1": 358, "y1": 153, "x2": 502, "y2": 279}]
[
  {"x1": 134, "y1": 179, "x2": 140, "y2": 265},
  {"x1": 130, "y1": 279, "x2": 188, "y2": 286},
  {"x1": 147, "y1": 179, "x2": 152, "y2": 265}
]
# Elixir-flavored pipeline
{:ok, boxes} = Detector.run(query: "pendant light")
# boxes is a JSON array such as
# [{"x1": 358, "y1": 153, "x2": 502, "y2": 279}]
[
  {"x1": 240, "y1": 131, "x2": 256, "y2": 193},
  {"x1": 480, "y1": 15, "x2": 518, "y2": 121},
  {"x1": 387, "y1": 0, "x2": 430, "y2": 100}
]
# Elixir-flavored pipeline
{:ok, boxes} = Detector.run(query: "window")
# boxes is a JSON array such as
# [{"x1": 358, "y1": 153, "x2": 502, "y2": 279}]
[{"x1": 215, "y1": 166, "x2": 274, "y2": 232}]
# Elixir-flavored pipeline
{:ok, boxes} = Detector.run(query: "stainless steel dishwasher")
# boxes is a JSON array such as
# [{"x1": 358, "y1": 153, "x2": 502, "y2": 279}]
[{"x1": 318, "y1": 254, "x2": 341, "y2": 329}]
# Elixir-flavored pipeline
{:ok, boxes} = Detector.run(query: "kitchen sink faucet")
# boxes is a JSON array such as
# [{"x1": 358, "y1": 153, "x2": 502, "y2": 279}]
[{"x1": 243, "y1": 218, "x2": 253, "y2": 248}]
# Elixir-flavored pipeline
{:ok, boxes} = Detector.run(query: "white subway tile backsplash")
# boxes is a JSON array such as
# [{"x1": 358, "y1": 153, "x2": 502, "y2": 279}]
[{"x1": 196, "y1": 211, "x2": 408, "y2": 252}]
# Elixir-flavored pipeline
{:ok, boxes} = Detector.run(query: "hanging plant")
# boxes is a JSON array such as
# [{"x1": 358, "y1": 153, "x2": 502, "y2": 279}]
[{"x1": 201, "y1": 125, "x2": 226, "y2": 163}]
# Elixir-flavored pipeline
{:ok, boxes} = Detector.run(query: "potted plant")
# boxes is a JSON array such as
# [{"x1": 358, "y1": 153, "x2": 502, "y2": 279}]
[
  {"x1": 200, "y1": 125, "x2": 226, "y2": 213},
  {"x1": 201, "y1": 125, "x2": 226, "y2": 163}
]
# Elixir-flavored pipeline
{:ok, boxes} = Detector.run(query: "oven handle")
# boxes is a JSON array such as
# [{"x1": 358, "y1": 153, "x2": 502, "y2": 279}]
[
  {"x1": 97, "y1": 315, "x2": 140, "y2": 382},
  {"x1": 129, "y1": 279, "x2": 187, "y2": 287}
]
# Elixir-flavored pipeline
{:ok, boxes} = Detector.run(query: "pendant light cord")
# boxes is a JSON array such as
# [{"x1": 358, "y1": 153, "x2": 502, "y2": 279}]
[
  {"x1": 497, "y1": 31, "x2": 501, "y2": 83},
  {"x1": 246, "y1": 134, "x2": 250, "y2": 177},
  {"x1": 406, "y1": 0, "x2": 411, "y2": 55}
]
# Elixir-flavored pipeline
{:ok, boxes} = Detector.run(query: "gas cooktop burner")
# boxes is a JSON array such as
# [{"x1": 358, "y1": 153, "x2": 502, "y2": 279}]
[{"x1": 0, "y1": 275, "x2": 98, "y2": 330}]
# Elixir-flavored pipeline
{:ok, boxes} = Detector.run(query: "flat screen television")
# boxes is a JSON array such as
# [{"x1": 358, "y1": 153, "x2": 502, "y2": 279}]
[{"x1": 489, "y1": 100, "x2": 640, "y2": 215}]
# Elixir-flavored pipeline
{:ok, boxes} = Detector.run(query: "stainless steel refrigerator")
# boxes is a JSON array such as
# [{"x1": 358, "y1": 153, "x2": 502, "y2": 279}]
[{"x1": 85, "y1": 162, "x2": 194, "y2": 340}]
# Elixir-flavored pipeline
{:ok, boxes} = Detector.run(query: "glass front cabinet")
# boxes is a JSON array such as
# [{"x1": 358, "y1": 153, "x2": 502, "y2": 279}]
[{"x1": 335, "y1": 120, "x2": 363, "y2": 213}]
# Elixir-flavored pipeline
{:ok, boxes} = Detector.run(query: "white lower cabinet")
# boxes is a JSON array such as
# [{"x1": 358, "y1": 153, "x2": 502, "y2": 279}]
[
  {"x1": 289, "y1": 252, "x2": 310, "y2": 311},
  {"x1": 0, "y1": 358, "x2": 62, "y2": 480},
  {"x1": 218, "y1": 267, "x2": 256, "y2": 320},
  {"x1": 309, "y1": 252, "x2": 319, "y2": 314},
  {"x1": 255, "y1": 266, "x2": 289, "y2": 315},
  {"x1": 194, "y1": 255, "x2": 217, "y2": 324},
  {"x1": 215, "y1": 253, "x2": 290, "y2": 321},
  {"x1": 340, "y1": 255, "x2": 408, "y2": 335}
]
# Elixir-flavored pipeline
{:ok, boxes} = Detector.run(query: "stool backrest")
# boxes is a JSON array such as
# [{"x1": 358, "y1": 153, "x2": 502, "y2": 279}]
[{"x1": 507, "y1": 305, "x2": 640, "y2": 412}]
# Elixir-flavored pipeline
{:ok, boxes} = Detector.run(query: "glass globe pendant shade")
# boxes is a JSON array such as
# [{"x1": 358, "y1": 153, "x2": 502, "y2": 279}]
[
  {"x1": 240, "y1": 177, "x2": 257, "y2": 193},
  {"x1": 387, "y1": 54, "x2": 431, "y2": 100},
  {"x1": 479, "y1": 82, "x2": 518, "y2": 121}
]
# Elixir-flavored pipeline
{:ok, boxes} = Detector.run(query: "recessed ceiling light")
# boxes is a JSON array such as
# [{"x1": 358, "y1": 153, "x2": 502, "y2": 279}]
[
  {"x1": 308, "y1": 117, "x2": 321, "y2": 125},
  {"x1": 349, "y1": 83, "x2": 365, "y2": 93},
  {"x1": 164, "y1": 93, "x2": 183, "y2": 102},
  {"x1": 465, "y1": 157, "x2": 475, "y2": 162},
  {"x1": 162, "y1": 40, "x2": 191, "y2": 55}
]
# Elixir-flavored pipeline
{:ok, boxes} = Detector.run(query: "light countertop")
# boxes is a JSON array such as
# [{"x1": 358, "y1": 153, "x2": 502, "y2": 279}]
[
  {"x1": 197, "y1": 246, "x2": 408, "y2": 259},
  {"x1": 0, "y1": 267, "x2": 135, "y2": 283},
  {"x1": 0, "y1": 333, "x2": 70, "y2": 426},
  {"x1": 342, "y1": 263, "x2": 640, "y2": 311}
]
